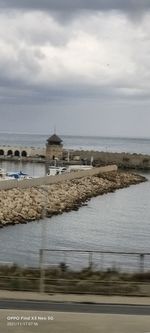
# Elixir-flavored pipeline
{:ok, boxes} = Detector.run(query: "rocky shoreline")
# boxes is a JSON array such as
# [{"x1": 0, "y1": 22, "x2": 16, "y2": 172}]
[{"x1": 0, "y1": 171, "x2": 146, "y2": 227}]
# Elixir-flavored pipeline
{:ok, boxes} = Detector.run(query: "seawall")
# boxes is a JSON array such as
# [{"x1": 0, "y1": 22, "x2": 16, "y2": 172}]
[
  {"x1": 68, "y1": 150, "x2": 150, "y2": 170},
  {"x1": 0, "y1": 167, "x2": 146, "y2": 227},
  {"x1": 0, "y1": 165, "x2": 117, "y2": 190},
  {"x1": 1, "y1": 143, "x2": 150, "y2": 169}
]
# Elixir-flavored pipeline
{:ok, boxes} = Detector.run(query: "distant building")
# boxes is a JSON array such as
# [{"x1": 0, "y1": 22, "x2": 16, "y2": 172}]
[{"x1": 46, "y1": 133, "x2": 63, "y2": 161}]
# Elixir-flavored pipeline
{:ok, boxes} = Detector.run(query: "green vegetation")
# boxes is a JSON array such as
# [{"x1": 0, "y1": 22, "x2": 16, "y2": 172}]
[{"x1": 0, "y1": 264, "x2": 150, "y2": 296}]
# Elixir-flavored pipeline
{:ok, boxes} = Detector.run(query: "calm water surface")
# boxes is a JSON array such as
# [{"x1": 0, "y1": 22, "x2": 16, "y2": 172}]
[
  {"x1": 0, "y1": 160, "x2": 45, "y2": 178},
  {"x1": 0, "y1": 133, "x2": 150, "y2": 270},
  {"x1": 0, "y1": 171, "x2": 149, "y2": 271},
  {"x1": 0, "y1": 132, "x2": 150, "y2": 154}
]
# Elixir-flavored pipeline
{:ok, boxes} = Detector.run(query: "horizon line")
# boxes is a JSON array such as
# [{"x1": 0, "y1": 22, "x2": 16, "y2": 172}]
[{"x1": 0, "y1": 131, "x2": 150, "y2": 140}]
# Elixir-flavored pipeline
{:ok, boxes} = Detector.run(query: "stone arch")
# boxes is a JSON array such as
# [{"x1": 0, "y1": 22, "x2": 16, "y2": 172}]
[
  {"x1": 14, "y1": 150, "x2": 20, "y2": 157},
  {"x1": 0, "y1": 149, "x2": 4, "y2": 156},
  {"x1": 7, "y1": 149, "x2": 13, "y2": 156},
  {"x1": 21, "y1": 150, "x2": 27, "y2": 157}
]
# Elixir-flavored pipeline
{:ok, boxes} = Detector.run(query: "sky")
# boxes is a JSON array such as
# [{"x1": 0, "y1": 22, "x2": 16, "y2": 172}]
[{"x1": 0, "y1": 0, "x2": 150, "y2": 137}]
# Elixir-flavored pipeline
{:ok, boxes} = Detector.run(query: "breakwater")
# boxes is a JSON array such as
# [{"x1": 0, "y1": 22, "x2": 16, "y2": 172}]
[
  {"x1": 1, "y1": 142, "x2": 150, "y2": 170},
  {"x1": 69, "y1": 150, "x2": 150, "y2": 169},
  {"x1": 0, "y1": 169, "x2": 146, "y2": 227},
  {"x1": 0, "y1": 165, "x2": 117, "y2": 190}
]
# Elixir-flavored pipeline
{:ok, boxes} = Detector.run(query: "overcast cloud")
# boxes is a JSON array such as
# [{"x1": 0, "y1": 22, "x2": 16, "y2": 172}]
[
  {"x1": 0, "y1": 1, "x2": 150, "y2": 137},
  {"x1": 0, "y1": 0, "x2": 150, "y2": 14}
]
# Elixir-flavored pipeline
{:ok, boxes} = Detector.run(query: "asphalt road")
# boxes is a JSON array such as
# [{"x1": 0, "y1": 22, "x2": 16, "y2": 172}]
[{"x1": 0, "y1": 299, "x2": 150, "y2": 315}]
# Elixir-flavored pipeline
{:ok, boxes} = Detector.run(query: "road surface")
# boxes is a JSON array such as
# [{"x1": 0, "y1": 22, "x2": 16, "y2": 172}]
[
  {"x1": 0, "y1": 300, "x2": 150, "y2": 333},
  {"x1": 0, "y1": 299, "x2": 150, "y2": 315}
]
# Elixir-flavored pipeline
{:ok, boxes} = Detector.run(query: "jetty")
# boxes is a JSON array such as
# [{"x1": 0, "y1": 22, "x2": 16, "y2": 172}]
[{"x1": 0, "y1": 166, "x2": 146, "y2": 227}]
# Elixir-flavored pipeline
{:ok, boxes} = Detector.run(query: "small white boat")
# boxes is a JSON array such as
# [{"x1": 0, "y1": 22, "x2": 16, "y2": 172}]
[
  {"x1": 47, "y1": 166, "x2": 69, "y2": 176},
  {"x1": 68, "y1": 165, "x2": 93, "y2": 172},
  {"x1": 47, "y1": 164, "x2": 93, "y2": 176}
]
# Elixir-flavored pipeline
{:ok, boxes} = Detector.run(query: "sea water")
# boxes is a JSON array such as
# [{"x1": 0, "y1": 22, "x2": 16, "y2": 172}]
[
  {"x1": 0, "y1": 132, "x2": 150, "y2": 154},
  {"x1": 0, "y1": 133, "x2": 149, "y2": 270}
]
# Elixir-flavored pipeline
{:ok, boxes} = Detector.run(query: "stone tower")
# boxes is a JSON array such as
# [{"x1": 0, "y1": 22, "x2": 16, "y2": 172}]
[{"x1": 46, "y1": 134, "x2": 63, "y2": 162}]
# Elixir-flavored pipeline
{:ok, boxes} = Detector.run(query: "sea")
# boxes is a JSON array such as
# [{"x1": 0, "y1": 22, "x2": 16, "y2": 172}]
[
  {"x1": 0, "y1": 133, "x2": 150, "y2": 271},
  {"x1": 0, "y1": 132, "x2": 150, "y2": 154}
]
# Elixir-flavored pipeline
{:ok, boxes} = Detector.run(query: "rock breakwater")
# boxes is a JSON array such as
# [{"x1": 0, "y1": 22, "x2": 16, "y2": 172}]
[{"x1": 0, "y1": 171, "x2": 146, "y2": 227}]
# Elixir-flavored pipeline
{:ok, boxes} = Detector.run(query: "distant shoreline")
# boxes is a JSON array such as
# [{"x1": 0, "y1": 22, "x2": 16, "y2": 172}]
[
  {"x1": 0, "y1": 131, "x2": 150, "y2": 140},
  {"x1": 0, "y1": 133, "x2": 150, "y2": 155}
]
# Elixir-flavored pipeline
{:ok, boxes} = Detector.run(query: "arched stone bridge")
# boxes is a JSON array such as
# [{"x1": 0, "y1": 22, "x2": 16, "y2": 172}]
[{"x1": 0, "y1": 145, "x2": 46, "y2": 158}]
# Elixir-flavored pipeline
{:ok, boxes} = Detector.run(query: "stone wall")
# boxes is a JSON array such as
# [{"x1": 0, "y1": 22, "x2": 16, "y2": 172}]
[
  {"x1": 67, "y1": 150, "x2": 150, "y2": 170},
  {"x1": 0, "y1": 165, "x2": 117, "y2": 191},
  {"x1": 46, "y1": 144, "x2": 63, "y2": 160},
  {"x1": 0, "y1": 145, "x2": 45, "y2": 157},
  {"x1": 1, "y1": 143, "x2": 150, "y2": 170},
  {"x1": 0, "y1": 170, "x2": 146, "y2": 227}
]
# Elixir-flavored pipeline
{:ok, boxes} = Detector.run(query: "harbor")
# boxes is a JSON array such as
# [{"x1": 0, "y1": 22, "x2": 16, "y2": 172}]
[
  {"x1": 0, "y1": 168, "x2": 149, "y2": 272},
  {"x1": 1, "y1": 134, "x2": 150, "y2": 170},
  {"x1": 1, "y1": 2, "x2": 150, "y2": 329},
  {"x1": 0, "y1": 133, "x2": 149, "y2": 272}
]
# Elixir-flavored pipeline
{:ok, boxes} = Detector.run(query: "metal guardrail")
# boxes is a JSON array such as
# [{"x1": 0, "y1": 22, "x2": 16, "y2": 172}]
[
  {"x1": 0, "y1": 249, "x2": 149, "y2": 295},
  {"x1": 40, "y1": 249, "x2": 150, "y2": 271},
  {"x1": 39, "y1": 249, "x2": 150, "y2": 293}
]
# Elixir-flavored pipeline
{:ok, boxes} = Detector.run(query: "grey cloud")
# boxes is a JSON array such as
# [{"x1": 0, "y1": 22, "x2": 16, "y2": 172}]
[
  {"x1": 0, "y1": 78, "x2": 149, "y2": 107},
  {"x1": 0, "y1": 0, "x2": 149, "y2": 13}
]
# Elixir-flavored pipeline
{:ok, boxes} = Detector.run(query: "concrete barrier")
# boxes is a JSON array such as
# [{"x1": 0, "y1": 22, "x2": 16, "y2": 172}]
[{"x1": 0, "y1": 165, "x2": 117, "y2": 191}]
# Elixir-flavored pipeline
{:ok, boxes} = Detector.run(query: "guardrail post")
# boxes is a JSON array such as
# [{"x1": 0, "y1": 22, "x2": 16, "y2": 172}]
[
  {"x1": 88, "y1": 252, "x2": 93, "y2": 269},
  {"x1": 100, "y1": 253, "x2": 104, "y2": 271},
  {"x1": 39, "y1": 249, "x2": 45, "y2": 293},
  {"x1": 139, "y1": 254, "x2": 144, "y2": 273}
]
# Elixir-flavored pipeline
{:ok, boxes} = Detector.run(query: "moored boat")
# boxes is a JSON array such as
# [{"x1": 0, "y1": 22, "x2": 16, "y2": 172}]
[
  {"x1": 47, "y1": 164, "x2": 93, "y2": 176},
  {"x1": 68, "y1": 165, "x2": 93, "y2": 172},
  {"x1": 7, "y1": 171, "x2": 32, "y2": 180},
  {"x1": 0, "y1": 168, "x2": 32, "y2": 180},
  {"x1": 47, "y1": 166, "x2": 69, "y2": 176}
]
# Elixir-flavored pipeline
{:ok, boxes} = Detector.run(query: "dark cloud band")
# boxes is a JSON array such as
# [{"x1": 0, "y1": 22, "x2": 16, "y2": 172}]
[{"x1": 0, "y1": 0, "x2": 149, "y2": 13}]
